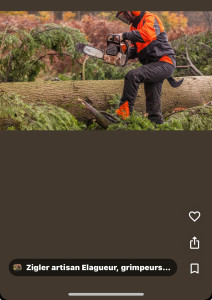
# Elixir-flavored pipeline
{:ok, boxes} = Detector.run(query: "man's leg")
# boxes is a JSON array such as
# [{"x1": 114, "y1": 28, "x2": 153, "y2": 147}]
[
  {"x1": 116, "y1": 68, "x2": 144, "y2": 119},
  {"x1": 142, "y1": 62, "x2": 175, "y2": 124},
  {"x1": 116, "y1": 61, "x2": 175, "y2": 121},
  {"x1": 144, "y1": 81, "x2": 164, "y2": 124}
]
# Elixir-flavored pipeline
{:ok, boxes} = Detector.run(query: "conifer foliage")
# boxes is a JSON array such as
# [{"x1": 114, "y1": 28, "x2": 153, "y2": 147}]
[{"x1": 0, "y1": 24, "x2": 86, "y2": 82}]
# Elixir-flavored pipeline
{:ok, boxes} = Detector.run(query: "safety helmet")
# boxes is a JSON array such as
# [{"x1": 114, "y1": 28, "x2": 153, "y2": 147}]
[{"x1": 116, "y1": 11, "x2": 141, "y2": 25}]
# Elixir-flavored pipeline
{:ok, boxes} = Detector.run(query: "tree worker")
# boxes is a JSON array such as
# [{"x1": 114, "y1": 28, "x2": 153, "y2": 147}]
[{"x1": 115, "y1": 11, "x2": 177, "y2": 124}]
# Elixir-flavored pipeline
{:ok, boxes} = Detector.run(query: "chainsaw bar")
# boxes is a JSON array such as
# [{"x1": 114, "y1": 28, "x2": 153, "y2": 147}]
[{"x1": 76, "y1": 43, "x2": 104, "y2": 60}]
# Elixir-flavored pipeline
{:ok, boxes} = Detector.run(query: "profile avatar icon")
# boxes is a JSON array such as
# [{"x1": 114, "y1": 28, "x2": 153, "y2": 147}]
[{"x1": 13, "y1": 264, "x2": 22, "y2": 271}]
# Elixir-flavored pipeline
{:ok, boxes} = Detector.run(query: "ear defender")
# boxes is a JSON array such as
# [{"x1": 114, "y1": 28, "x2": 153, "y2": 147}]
[{"x1": 131, "y1": 11, "x2": 141, "y2": 16}]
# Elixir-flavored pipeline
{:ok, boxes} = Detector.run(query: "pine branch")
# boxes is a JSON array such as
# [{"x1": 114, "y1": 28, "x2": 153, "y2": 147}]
[{"x1": 32, "y1": 52, "x2": 72, "y2": 65}]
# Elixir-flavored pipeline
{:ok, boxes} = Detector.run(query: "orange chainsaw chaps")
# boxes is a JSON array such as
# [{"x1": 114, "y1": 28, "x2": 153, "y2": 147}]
[{"x1": 116, "y1": 101, "x2": 130, "y2": 119}]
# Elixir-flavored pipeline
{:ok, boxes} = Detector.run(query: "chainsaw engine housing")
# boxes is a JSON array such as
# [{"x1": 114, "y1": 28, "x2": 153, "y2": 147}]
[{"x1": 106, "y1": 34, "x2": 129, "y2": 66}]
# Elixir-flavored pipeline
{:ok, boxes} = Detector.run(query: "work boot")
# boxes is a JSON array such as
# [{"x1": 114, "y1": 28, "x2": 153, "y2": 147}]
[{"x1": 148, "y1": 113, "x2": 164, "y2": 125}]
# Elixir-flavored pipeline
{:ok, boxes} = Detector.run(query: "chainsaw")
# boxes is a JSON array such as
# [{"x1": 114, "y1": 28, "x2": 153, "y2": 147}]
[
  {"x1": 76, "y1": 34, "x2": 129, "y2": 67},
  {"x1": 76, "y1": 34, "x2": 183, "y2": 88}
]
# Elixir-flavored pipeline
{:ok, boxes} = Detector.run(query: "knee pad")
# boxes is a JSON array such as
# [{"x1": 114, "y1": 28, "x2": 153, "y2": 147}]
[
  {"x1": 125, "y1": 70, "x2": 136, "y2": 81},
  {"x1": 125, "y1": 69, "x2": 144, "y2": 83}
]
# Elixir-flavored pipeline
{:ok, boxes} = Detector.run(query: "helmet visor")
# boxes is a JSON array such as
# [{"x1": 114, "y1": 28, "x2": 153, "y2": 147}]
[{"x1": 116, "y1": 11, "x2": 132, "y2": 25}]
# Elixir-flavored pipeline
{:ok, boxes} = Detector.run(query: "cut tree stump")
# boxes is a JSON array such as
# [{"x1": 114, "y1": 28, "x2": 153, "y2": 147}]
[{"x1": 0, "y1": 76, "x2": 212, "y2": 121}]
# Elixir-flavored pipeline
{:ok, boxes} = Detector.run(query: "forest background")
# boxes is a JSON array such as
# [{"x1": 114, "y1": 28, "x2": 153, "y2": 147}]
[
  {"x1": 0, "y1": 11, "x2": 212, "y2": 131},
  {"x1": 0, "y1": 11, "x2": 211, "y2": 81}
]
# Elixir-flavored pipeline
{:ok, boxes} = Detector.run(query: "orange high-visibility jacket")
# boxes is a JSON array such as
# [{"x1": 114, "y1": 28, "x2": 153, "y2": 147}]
[{"x1": 122, "y1": 11, "x2": 176, "y2": 67}]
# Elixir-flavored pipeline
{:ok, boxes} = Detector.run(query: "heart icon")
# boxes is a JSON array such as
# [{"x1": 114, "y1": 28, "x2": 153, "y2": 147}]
[{"x1": 189, "y1": 211, "x2": 201, "y2": 222}]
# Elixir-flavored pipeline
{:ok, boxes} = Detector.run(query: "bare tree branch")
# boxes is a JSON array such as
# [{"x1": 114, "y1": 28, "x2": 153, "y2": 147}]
[
  {"x1": 185, "y1": 47, "x2": 204, "y2": 76},
  {"x1": 176, "y1": 65, "x2": 191, "y2": 69}
]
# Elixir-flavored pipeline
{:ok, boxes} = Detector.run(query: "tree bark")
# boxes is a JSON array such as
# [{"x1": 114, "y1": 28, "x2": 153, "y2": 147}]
[{"x1": 0, "y1": 76, "x2": 212, "y2": 121}]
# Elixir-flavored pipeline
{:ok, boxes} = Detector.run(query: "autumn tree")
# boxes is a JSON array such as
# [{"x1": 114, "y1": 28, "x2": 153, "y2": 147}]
[{"x1": 202, "y1": 11, "x2": 212, "y2": 29}]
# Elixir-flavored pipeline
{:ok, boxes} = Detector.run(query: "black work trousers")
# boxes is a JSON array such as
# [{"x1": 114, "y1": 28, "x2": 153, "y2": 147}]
[{"x1": 119, "y1": 61, "x2": 175, "y2": 124}]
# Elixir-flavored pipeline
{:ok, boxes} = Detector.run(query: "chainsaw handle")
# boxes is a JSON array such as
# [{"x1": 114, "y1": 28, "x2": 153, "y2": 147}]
[
  {"x1": 121, "y1": 40, "x2": 129, "y2": 67},
  {"x1": 107, "y1": 34, "x2": 121, "y2": 46}
]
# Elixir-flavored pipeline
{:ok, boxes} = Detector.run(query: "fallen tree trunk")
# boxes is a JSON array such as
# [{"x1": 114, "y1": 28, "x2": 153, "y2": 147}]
[{"x1": 0, "y1": 76, "x2": 212, "y2": 121}]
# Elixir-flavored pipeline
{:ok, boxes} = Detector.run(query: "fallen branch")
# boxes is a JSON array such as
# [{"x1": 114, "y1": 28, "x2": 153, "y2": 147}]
[
  {"x1": 167, "y1": 102, "x2": 212, "y2": 118},
  {"x1": 78, "y1": 98, "x2": 112, "y2": 128}
]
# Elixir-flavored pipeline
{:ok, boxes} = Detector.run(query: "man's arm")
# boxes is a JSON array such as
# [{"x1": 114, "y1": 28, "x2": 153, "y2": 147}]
[
  {"x1": 128, "y1": 44, "x2": 137, "y2": 60},
  {"x1": 122, "y1": 14, "x2": 163, "y2": 44}
]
